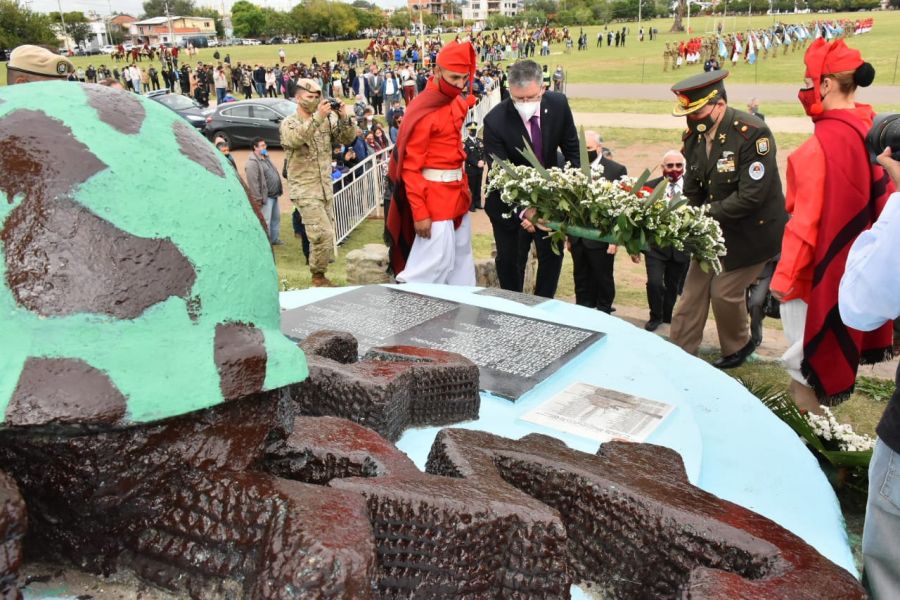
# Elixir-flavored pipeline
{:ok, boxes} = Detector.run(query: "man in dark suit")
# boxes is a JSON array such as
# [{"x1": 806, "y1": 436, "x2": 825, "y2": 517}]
[
  {"x1": 569, "y1": 130, "x2": 627, "y2": 313},
  {"x1": 483, "y1": 60, "x2": 580, "y2": 298},
  {"x1": 642, "y1": 150, "x2": 691, "y2": 331},
  {"x1": 669, "y1": 70, "x2": 786, "y2": 369}
]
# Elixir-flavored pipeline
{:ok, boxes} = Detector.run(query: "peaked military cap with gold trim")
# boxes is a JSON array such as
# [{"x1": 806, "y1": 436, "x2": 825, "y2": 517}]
[{"x1": 670, "y1": 70, "x2": 729, "y2": 117}]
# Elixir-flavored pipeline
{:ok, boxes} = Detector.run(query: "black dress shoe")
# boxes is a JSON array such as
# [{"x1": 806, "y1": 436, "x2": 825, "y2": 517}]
[
  {"x1": 644, "y1": 318, "x2": 662, "y2": 332},
  {"x1": 712, "y1": 340, "x2": 756, "y2": 369}
]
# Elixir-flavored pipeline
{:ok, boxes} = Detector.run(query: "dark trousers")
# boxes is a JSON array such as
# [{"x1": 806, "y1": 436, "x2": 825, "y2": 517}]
[
  {"x1": 492, "y1": 221, "x2": 520, "y2": 292},
  {"x1": 490, "y1": 220, "x2": 563, "y2": 298},
  {"x1": 571, "y1": 240, "x2": 615, "y2": 312},
  {"x1": 467, "y1": 169, "x2": 482, "y2": 210},
  {"x1": 517, "y1": 229, "x2": 563, "y2": 298},
  {"x1": 645, "y1": 250, "x2": 689, "y2": 323},
  {"x1": 291, "y1": 208, "x2": 311, "y2": 262},
  {"x1": 746, "y1": 258, "x2": 777, "y2": 347},
  {"x1": 371, "y1": 94, "x2": 383, "y2": 114}
]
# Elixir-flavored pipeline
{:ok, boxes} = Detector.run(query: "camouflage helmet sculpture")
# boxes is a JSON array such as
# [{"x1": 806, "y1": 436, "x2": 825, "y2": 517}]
[{"x1": 0, "y1": 82, "x2": 307, "y2": 427}]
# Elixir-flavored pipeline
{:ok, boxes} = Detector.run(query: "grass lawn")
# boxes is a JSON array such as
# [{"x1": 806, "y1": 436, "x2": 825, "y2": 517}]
[
  {"x1": 5, "y1": 11, "x2": 898, "y2": 87},
  {"x1": 273, "y1": 216, "x2": 384, "y2": 289}
]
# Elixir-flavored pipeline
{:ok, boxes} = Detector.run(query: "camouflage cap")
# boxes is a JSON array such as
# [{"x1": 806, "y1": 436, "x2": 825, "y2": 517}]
[
  {"x1": 8, "y1": 45, "x2": 75, "y2": 78},
  {"x1": 295, "y1": 78, "x2": 322, "y2": 94}
]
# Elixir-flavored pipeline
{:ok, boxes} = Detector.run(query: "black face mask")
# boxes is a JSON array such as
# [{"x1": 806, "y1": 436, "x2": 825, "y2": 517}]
[
  {"x1": 587, "y1": 150, "x2": 599, "y2": 163},
  {"x1": 688, "y1": 105, "x2": 718, "y2": 135}
]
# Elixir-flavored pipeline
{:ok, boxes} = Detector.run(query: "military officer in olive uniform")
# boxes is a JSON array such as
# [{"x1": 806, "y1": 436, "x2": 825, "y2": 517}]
[
  {"x1": 463, "y1": 122, "x2": 485, "y2": 211},
  {"x1": 668, "y1": 70, "x2": 787, "y2": 369},
  {"x1": 280, "y1": 79, "x2": 357, "y2": 287}
]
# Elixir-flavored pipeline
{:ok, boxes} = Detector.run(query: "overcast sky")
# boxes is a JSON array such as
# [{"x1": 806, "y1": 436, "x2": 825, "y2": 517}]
[{"x1": 29, "y1": 0, "x2": 407, "y2": 17}]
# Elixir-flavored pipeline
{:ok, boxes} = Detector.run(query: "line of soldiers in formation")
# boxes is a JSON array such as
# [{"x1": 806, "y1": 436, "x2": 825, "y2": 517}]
[{"x1": 661, "y1": 18, "x2": 871, "y2": 72}]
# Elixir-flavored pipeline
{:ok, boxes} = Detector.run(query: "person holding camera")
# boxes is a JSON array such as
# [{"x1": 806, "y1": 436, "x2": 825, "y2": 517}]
[
  {"x1": 839, "y1": 142, "x2": 900, "y2": 600},
  {"x1": 770, "y1": 39, "x2": 895, "y2": 413},
  {"x1": 280, "y1": 79, "x2": 357, "y2": 287}
]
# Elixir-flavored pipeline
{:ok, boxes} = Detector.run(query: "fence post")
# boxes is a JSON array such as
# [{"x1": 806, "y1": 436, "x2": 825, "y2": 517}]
[
  {"x1": 893, "y1": 54, "x2": 898, "y2": 86},
  {"x1": 641, "y1": 59, "x2": 645, "y2": 84}
]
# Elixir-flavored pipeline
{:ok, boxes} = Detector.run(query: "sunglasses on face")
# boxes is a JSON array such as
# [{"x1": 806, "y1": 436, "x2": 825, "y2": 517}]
[{"x1": 664, "y1": 162, "x2": 684, "y2": 168}]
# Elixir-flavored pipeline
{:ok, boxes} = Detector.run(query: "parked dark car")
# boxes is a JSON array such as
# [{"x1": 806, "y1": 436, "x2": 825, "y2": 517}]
[
  {"x1": 147, "y1": 91, "x2": 207, "y2": 131},
  {"x1": 204, "y1": 98, "x2": 296, "y2": 148}
]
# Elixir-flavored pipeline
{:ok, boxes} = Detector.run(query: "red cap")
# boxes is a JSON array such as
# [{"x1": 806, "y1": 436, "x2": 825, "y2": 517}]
[
  {"x1": 436, "y1": 40, "x2": 475, "y2": 74},
  {"x1": 804, "y1": 38, "x2": 864, "y2": 116},
  {"x1": 436, "y1": 40, "x2": 476, "y2": 99}
]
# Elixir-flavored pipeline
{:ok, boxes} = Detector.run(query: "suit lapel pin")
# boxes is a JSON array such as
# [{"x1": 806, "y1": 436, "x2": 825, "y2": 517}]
[{"x1": 718, "y1": 133, "x2": 727, "y2": 144}]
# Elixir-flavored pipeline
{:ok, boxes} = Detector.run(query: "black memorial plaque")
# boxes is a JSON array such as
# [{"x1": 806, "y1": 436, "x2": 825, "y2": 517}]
[
  {"x1": 281, "y1": 287, "x2": 605, "y2": 400},
  {"x1": 474, "y1": 288, "x2": 550, "y2": 306}
]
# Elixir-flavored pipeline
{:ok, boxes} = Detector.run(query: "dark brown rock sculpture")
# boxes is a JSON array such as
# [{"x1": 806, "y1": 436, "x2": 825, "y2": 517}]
[
  {"x1": 0, "y1": 472, "x2": 25, "y2": 600},
  {"x1": 0, "y1": 398, "x2": 865, "y2": 600},
  {"x1": 292, "y1": 330, "x2": 481, "y2": 441},
  {"x1": 425, "y1": 429, "x2": 866, "y2": 600}
]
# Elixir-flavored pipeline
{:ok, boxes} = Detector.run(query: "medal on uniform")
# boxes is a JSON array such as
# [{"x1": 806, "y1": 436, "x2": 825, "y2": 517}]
[{"x1": 716, "y1": 151, "x2": 736, "y2": 173}]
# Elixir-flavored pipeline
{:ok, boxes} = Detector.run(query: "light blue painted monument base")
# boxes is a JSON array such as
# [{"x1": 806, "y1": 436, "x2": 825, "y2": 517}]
[{"x1": 280, "y1": 283, "x2": 858, "y2": 598}]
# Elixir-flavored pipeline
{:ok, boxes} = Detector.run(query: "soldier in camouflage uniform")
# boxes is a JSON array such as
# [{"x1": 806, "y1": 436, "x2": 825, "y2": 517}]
[
  {"x1": 663, "y1": 43, "x2": 671, "y2": 72},
  {"x1": 280, "y1": 78, "x2": 357, "y2": 287}
]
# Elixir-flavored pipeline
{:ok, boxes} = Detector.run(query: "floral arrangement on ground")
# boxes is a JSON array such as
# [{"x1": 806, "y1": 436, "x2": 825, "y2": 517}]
[
  {"x1": 485, "y1": 129, "x2": 727, "y2": 273},
  {"x1": 741, "y1": 377, "x2": 874, "y2": 501}
]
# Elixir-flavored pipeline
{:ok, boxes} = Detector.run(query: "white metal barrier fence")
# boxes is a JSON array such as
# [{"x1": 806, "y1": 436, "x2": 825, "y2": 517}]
[{"x1": 331, "y1": 87, "x2": 502, "y2": 246}]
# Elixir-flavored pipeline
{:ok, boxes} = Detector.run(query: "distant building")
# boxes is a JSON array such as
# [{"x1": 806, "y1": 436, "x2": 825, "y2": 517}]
[
  {"x1": 130, "y1": 15, "x2": 216, "y2": 46},
  {"x1": 51, "y1": 15, "x2": 108, "y2": 52},
  {"x1": 461, "y1": 0, "x2": 523, "y2": 25},
  {"x1": 109, "y1": 14, "x2": 136, "y2": 41},
  {"x1": 408, "y1": 1, "x2": 445, "y2": 17}
]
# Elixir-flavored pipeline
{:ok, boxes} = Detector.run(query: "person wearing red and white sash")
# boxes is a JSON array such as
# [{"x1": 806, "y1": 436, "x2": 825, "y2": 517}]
[{"x1": 386, "y1": 41, "x2": 478, "y2": 285}]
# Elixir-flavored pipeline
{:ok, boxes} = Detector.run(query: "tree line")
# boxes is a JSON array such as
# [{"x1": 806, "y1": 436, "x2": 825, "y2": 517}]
[{"x1": 1, "y1": 0, "x2": 894, "y2": 53}]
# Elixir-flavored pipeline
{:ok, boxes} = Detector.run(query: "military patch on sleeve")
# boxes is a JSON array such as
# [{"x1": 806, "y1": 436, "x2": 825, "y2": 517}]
[
  {"x1": 756, "y1": 137, "x2": 770, "y2": 156},
  {"x1": 748, "y1": 161, "x2": 765, "y2": 181}
]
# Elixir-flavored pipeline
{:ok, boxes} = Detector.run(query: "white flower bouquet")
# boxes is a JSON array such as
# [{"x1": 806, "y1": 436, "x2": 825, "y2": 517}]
[
  {"x1": 806, "y1": 406, "x2": 876, "y2": 454},
  {"x1": 486, "y1": 130, "x2": 727, "y2": 273}
]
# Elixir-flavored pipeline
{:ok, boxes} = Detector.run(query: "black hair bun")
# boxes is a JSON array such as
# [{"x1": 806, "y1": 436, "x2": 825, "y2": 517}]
[{"x1": 854, "y1": 62, "x2": 875, "y2": 87}]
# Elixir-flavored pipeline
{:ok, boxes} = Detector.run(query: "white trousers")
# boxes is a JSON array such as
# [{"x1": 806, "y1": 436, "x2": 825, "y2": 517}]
[
  {"x1": 781, "y1": 298, "x2": 809, "y2": 385},
  {"x1": 397, "y1": 214, "x2": 475, "y2": 286}
]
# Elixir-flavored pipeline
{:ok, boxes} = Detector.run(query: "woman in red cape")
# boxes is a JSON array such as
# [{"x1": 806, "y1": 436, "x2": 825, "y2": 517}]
[{"x1": 771, "y1": 38, "x2": 895, "y2": 412}]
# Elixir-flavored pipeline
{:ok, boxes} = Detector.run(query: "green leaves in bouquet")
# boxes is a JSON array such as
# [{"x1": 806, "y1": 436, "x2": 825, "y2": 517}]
[
  {"x1": 631, "y1": 168, "x2": 651, "y2": 197},
  {"x1": 517, "y1": 137, "x2": 551, "y2": 180},
  {"x1": 490, "y1": 153, "x2": 520, "y2": 180}
]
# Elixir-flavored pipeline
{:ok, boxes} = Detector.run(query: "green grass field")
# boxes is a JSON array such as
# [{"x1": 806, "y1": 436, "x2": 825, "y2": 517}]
[{"x1": 3, "y1": 11, "x2": 898, "y2": 88}]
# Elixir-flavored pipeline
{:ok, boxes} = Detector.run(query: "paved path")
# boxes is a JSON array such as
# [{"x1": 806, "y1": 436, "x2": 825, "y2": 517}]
[
  {"x1": 566, "y1": 83, "x2": 900, "y2": 104},
  {"x1": 573, "y1": 111, "x2": 813, "y2": 134}
]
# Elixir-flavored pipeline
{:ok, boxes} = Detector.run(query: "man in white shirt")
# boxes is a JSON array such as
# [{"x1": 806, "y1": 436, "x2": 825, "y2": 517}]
[
  {"x1": 839, "y1": 145, "x2": 900, "y2": 600},
  {"x1": 642, "y1": 150, "x2": 690, "y2": 331}
]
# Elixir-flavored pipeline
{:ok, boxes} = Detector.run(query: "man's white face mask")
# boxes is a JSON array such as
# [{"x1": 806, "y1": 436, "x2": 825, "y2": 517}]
[{"x1": 514, "y1": 100, "x2": 539, "y2": 120}]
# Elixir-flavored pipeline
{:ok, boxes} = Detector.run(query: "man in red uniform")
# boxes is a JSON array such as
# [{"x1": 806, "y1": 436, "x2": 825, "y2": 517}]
[{"x1": 386, "y1": 41, "x2": 478, "y2": 285}]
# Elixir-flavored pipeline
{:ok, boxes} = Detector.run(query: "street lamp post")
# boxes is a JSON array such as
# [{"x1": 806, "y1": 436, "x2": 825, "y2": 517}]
[
  {"x1": 57, "y1": 0, "x2": 69, "y2": 52},
  {"x1": 686, "y1": 0, "x2": 691, "y2": 35}
]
